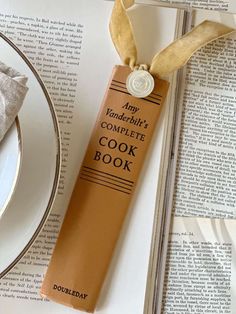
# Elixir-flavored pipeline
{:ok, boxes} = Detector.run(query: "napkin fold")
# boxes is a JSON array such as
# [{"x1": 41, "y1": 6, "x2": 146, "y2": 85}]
[{"x1": 0, "y1": 61, "x2": 28, "y2": 142}]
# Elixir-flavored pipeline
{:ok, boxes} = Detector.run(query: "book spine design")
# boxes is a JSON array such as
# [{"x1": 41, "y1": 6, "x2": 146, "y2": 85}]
[{"x1": 41, "y1": 65, "x2": 169, "y2": 312}]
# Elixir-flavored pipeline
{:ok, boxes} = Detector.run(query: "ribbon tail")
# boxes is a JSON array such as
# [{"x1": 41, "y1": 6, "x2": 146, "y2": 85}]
[
  {"x1": 109, "y1": 0, "x2": 137, "y2": 69},
  {"x1": 150, "y1": 20, "x2": 235, "y2": 77}
]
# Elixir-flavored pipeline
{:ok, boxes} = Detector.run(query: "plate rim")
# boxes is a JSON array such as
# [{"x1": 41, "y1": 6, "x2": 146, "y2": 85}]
[{"x1": 0, "y1": 32, "x2": 61, "y2": 278}]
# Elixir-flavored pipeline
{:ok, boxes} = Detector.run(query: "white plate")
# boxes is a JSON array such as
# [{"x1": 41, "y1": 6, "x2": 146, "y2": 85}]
[
  {"x1": 0, "y1": 33, "x2": 60, "y2": 277},
  {"x1": 0, "y1": 122, "x2": 21, "y2": 217}
]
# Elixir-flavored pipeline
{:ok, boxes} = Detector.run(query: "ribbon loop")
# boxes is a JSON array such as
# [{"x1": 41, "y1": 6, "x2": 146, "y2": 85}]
[{"x1": 110, "y1": 0, "x2": 235, "y2": 77}]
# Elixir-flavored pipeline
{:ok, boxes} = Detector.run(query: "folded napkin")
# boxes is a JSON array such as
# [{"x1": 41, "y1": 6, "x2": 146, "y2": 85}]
[{"x1": 0, "y1": 61, "x2": 28, "y2": 142}]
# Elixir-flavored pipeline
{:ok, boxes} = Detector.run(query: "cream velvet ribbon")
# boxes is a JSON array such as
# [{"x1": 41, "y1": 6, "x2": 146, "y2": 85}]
[{"x1": 109, "y1": 0, "x2": 235, "y2": 77}]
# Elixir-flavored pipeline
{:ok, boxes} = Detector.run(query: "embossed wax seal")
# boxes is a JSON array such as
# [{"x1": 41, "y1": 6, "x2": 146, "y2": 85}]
[{"x1": 126, "y1": 70, "x2": 155, "y2": 98}]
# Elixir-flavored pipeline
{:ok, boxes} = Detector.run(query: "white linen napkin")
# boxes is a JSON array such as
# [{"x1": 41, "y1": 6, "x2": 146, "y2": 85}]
[{"x1": 0, "y1": 61, "x2": 28, "y2": 142}]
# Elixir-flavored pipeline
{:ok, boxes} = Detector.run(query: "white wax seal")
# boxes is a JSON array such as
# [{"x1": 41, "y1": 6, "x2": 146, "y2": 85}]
[{"x1": 126, "y1": 70, "x2": 154, "y2": 98}]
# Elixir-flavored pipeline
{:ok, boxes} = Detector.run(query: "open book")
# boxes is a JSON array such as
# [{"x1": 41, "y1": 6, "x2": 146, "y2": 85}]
[
  {"x1": 161, "y1": 7, "x2": 236, "y2": 314},
  {"x1": 143, "y1": 3, "x2": 236, "y2": 314},
  {"x1": 0, "y1": 1, "x2": 236, "y2": 314}
]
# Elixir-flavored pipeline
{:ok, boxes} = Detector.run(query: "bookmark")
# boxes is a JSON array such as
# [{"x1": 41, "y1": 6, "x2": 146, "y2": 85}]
[{"x1": 41, "y1": 1, "x2": 234, "y2": 312}]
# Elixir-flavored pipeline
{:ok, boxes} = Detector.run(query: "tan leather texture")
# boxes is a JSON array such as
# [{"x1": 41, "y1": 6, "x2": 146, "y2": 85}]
[{"x1": 41, "y1": 65, "x2": 169, "y2": 312}]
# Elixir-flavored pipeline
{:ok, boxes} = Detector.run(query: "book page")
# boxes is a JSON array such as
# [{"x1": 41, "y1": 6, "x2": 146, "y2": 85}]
[
  {"x1": 173, "y1": 11, "x2": 236, "y2": 218},
  {"x1": 154, "y1": 0, "x2": 235, "y2": 12},
  {"x1": 159, "y1": 10, "x2": 236, "y2": 314},
  {"x1": 162, "y1": 216, "x2": 236, "y2": 313},
  {"x1": 0, "y1": 1, "x2": 177, "y2": 313}
]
